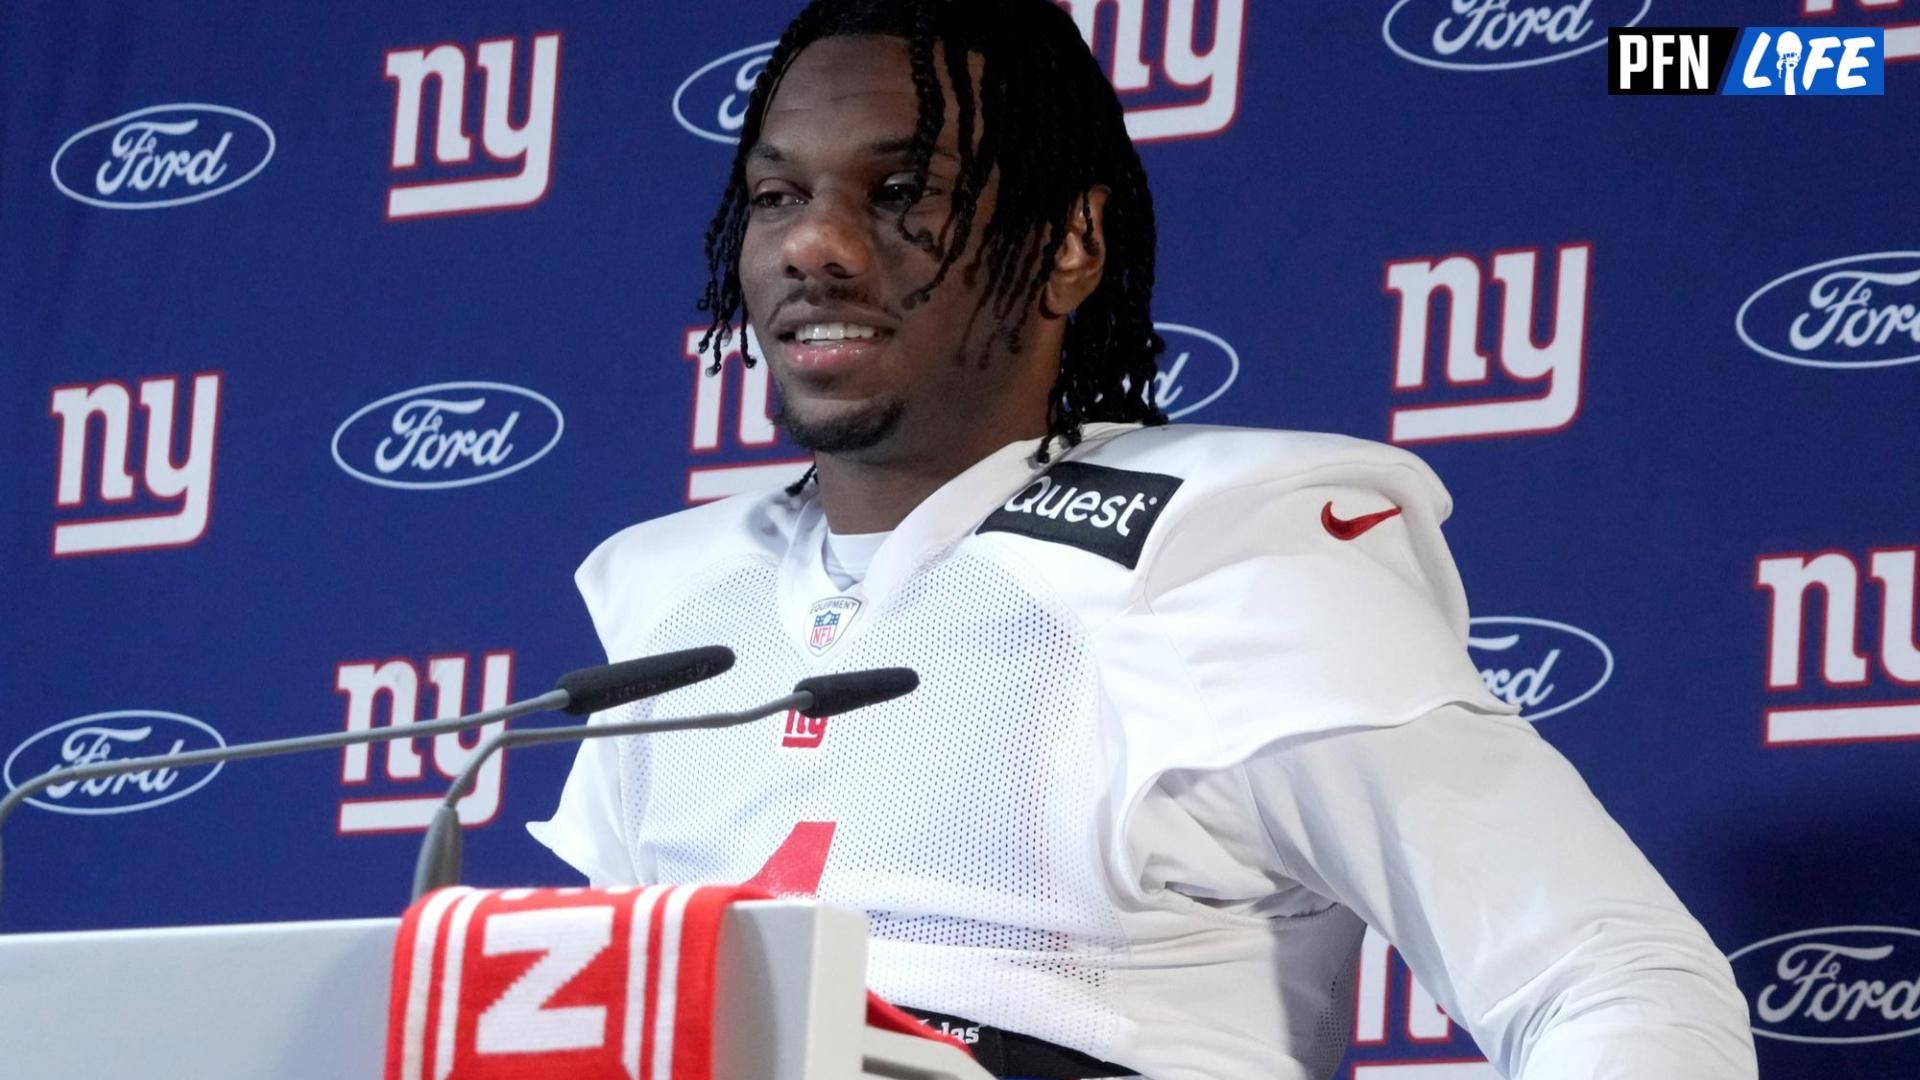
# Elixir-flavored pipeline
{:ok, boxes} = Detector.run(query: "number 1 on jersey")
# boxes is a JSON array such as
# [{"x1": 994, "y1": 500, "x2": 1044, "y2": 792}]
[{"x1": 744, "y1": 821, "x2": 836, "y2": 896}]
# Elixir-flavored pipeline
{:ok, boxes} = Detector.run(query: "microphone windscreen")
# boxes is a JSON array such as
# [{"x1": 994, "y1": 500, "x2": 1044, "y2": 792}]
[
  {"x1": 792, "y1": 667, "x2": 919, "y2": 719},
  {"x1": 556, "y1": 646, "x2": 736, "y2": 715}
]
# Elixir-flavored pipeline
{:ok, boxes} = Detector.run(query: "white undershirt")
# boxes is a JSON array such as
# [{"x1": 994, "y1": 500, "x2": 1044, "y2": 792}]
[{"x1": 823, "y1": 529, "x2": 891, "y2": 589}]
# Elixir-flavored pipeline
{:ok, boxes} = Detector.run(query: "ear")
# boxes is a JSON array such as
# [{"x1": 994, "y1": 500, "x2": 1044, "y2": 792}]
[{"x1": 1041, "y1": 186, "x2": 1109, "y2": 320}]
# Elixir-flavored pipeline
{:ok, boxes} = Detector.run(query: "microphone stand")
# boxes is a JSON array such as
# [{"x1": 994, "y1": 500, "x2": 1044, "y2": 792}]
[{"x1": 410, "y1": 692, "x2": 809, "y2": 900}]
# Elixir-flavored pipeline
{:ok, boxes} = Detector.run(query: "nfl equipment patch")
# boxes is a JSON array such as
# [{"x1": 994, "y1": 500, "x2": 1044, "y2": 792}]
[
  {"x1": 807, "y1": 596, "x2": 860, "y2": 655},
  {"x1": 977, "y1": 461, "x2": 1183, "y2": 569}
]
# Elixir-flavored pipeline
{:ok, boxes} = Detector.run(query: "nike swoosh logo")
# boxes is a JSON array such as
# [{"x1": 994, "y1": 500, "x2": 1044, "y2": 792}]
[{"x1": 1321, "y1": 501, "x2": 1403, "y2": 541}]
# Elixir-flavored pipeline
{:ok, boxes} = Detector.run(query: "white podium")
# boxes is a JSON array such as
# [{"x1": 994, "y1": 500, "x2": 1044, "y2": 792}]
[{"x1": 0, "y1": 900, "x2": 991, "y2": 1080}]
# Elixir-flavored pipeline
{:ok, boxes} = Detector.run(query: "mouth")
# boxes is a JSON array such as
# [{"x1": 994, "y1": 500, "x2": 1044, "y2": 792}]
[{"x1": 776, "y1": 321, "x2": 896, "y2": 374}]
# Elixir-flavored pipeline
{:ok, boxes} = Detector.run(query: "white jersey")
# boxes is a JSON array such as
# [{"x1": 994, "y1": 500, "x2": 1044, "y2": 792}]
[{"x1": 531, "y1": 423, "x2": 1756, "y2": 1080}]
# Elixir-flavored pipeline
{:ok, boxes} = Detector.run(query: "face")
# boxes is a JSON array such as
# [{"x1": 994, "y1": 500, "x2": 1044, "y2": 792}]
[{"x1": 739, "y1": 35, "x2": 1063, "y2": 466}]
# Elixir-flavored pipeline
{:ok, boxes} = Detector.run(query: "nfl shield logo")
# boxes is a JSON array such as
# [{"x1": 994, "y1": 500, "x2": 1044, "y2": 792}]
[{"x1": 806, "y1": 596, "x2": 861, "y2": 655}]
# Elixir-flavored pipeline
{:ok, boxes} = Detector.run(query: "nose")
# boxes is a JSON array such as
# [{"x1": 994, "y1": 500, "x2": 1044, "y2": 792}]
[{"x1": 782, "y1": 192, "x2": 871, "y2": 282}]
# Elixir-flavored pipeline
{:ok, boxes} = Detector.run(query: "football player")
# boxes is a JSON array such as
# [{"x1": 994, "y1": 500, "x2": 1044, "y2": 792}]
[{"x1": 533, "y1": 2, "x2": 1757, "y2": 1076}]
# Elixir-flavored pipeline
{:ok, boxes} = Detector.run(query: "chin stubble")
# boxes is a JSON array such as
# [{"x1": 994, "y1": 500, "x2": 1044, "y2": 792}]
[{"x1": 773, "y1": 396, "x2": 908, "y2": 454}]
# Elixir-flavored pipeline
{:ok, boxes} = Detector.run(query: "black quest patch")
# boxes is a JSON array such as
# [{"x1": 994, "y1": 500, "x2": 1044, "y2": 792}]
[{"x1": 976, "y1": 461, "x2": 1183, "y2": 569}]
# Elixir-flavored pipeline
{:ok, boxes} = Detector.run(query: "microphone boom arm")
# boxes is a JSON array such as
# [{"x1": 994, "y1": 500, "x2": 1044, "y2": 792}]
[{"x1": 411, "y1": 691, "x2": 811, "y2": 900}]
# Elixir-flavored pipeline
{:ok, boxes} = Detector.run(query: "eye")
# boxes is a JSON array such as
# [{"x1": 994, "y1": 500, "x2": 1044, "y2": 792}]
[
  {"x1": 750, "y1": 188, "x2": 802, "y2": 211},
  {"x1": 874, "y1": 177, "x2": 932, "y2": 209}
]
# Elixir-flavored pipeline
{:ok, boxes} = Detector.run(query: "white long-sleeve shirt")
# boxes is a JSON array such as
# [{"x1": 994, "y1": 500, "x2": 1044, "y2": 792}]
[{"x1": 529, "y1": 422, "x2": 1757, "y2": 1079}]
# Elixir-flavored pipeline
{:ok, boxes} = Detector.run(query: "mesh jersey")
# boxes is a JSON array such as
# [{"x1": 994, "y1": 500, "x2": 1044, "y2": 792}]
[{"x1": 531, "y1": 423, "x2": 1512, "y2": 1077}]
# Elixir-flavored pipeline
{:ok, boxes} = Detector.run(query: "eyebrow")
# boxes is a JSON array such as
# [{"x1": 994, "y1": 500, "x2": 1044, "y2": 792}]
[{"x1": 747, "y1": 136, "x2": 960, "y2": 166}]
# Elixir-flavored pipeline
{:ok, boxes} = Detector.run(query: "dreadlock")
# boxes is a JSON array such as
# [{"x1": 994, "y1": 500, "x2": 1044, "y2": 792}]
[{"x1": 695, "y1": 0, "x2": 1166, "y2": 493}]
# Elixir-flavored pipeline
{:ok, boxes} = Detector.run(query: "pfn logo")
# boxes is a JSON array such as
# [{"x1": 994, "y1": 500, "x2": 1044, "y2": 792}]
[
  {"x1": 1349, "y1": 927, "x2": 1495, "y2": 1078},
  {"x1": 1723, "y1": 28, "x2": 1885, "y2": 95},
  {"x1": 336, "y1": 651, "x2": 514, "y2": 833},
  {"x1": 384, "y1": 33, "x2": 561, "y2": 220},
  {"x1": 683, "y1": 328, "x2": 808, "y2": 504},
  {"x1": 1384, "y1": 244, "x2": 1591, "y2": 444},
  {"x1": 1803, "y1": 0, "x2": 1920, "y2": 61},
  {"x1": 781, "y1": 710, "x2": 828, "y2": 749},
  {"x1": 1755, "y1": 546, "x2": 1920, "y2": 747},
  {"x1": 49, "y1": 373, "x2": 221, "y2": 557},
  {"x1": 1609, "y1": 28, "x2": 1743, "y2": 94}
]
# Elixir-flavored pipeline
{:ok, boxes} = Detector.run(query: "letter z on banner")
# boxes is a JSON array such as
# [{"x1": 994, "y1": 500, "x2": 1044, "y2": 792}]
[{"x1": 386, "y1": 885, "x2": 761, "y2": 1080}]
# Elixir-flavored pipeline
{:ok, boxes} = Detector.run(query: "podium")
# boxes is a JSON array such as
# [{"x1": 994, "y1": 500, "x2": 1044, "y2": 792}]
[{"x1": 0, "y1": 899, "x2": 992, "y2": 1080}]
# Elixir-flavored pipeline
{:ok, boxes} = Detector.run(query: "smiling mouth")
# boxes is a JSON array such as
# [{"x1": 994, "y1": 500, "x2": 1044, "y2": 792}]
[{"x1": 781, "y1": 322, "x2": 893, "y2": 344}]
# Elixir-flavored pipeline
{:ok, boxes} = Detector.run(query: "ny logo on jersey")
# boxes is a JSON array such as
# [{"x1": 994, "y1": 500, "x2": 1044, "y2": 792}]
[
  {"x1": 1384, "y1": 243, "x2": 1592, "y2": 444},
  {"x1": 384, "y1": 33, "x2": 560, "y2": 220},
  {"x1": 1755, "y1": 545, "x2": 1920, "y2": 747},
  {"x1": 335, "y1": 651, "x2": 514, "y2": 833},
  {"x1": 48, "y1": 373, "x2": 221, "y2": 557},
  {"x1": 1803, "y1": 0, "x2": 1920, "y2": 61},
  {"x1": 781, "y1": 710, "x2": 829, "y2": 749}
]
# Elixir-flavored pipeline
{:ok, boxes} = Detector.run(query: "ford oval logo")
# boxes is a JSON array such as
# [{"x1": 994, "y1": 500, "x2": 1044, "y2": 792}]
[
  {"x1": 1382, "y1": 0, "x2": 1650, "y2": 72},
  {"x1": 4, "y1": 711, "x2": 225, "y2": 815},
  {"x1": 674, "y1": 41, "x2": 778, "y2": 144},
  {"x1": 50, "y1": 103, "x2": 275, "y2": 210},
  {"x1": 1150, "y1": 323, "x2": 1241, "y2": 421},
  {"x1": 1467, "y1": 616, "x2": 1614, "y2": 721},
  {"x1": 1736, "y1": 251, "x2": 1920, "y2": 370},
  {"x1": 332, "y1": 381, "x2": 564, "y2": 491},
  {"x1": 1730, "y1": 925, "x2": 1920, "y2": 1044}
]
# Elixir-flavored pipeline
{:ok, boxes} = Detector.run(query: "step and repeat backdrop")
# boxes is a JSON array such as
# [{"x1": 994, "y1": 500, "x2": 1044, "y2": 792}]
[{"x1": 2, "y1": 1, "x2": 1914, "y2": 1076}]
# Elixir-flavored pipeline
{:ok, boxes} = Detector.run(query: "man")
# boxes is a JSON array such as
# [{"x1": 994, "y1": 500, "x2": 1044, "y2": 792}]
[{"x1": 531, "y1": 1, "x2": 1758, "y2": 1077}]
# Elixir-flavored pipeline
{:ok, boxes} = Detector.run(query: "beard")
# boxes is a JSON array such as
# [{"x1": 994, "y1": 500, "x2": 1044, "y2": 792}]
[{"x1": 772, "y1": 393, "x2": 907, "y2": 455}]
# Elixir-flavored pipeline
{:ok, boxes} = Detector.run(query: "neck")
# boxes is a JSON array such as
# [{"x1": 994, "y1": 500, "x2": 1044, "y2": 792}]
[{"x1": 812, "y1": 424, "x2": 1045, "y2": 533}]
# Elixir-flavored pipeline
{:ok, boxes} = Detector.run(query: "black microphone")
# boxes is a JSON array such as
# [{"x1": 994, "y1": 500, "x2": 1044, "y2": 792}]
[
  {"x1": 792, "y1": 667, "x2": 918, "y2": 718},
  {"x1": 412, "y1": 666, "x2": 922, "y2": 899},
  {"x1": 0, "y1": 647, "x2": 736, "y2": 909},
  {"x1": 558, "y1": 647, "x2": 736, "y2": 715}
]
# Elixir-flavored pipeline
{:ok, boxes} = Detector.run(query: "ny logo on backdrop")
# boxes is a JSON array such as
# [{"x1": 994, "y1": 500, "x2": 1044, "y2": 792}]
[
  {"x1": 1383, "y1": 243, "x2": 1592, "y2": 444},
  {"x1": 384, "y1": 33, "x2": 561, "y2": 220},
  {"x1": 1804, "y1": 0, "x2": 1920, "y2": 61},
  {"x1": 335, "y1": 651, "x2": 515, "y2": 833},
  {"x1": 1349, "y1": 927, "x2": 1494, "y2": 1077},
  {"x1": 673, "y1": 0, "x2": 1244, "y2": 145},
  {"x1": 1755, "y1": 546, "x2": 1920, "y2": 747},
  {"x1": 47, "y1": 373, "x2": 221, "y2": 557}
]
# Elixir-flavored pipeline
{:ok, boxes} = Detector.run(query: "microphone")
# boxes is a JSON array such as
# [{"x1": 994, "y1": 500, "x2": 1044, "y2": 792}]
[
  {"x1": 0, "y1": 646, "x2": 736, "y2": 909},
  {"x1": 793, "y1": 667, "x2": 917, "y2": 718},
  {"x1": 411, "y1": 666, "x2": 922, "y2": 899}
]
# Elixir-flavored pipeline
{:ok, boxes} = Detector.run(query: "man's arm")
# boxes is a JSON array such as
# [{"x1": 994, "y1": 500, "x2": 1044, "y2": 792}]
[{"x1": 1239, "y1": 704, "x2": 1757, "y2": 1079}]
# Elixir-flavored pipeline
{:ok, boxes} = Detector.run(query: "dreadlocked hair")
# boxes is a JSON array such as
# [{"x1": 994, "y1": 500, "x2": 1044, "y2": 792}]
[{"x1": 697, "y1": 0, "x2": 1166, "y2": 482}]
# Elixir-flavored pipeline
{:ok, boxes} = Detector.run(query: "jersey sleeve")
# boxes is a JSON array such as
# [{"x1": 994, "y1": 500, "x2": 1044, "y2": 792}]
[
  {"x1": 1097, "y1": 473, "x2": 1513, "y2": 812},
  {"x1": 524, "y1": 732, "x2": 639, "y2": 886},
  {"x1": 523, "y1": 529, "x2": 652, "y2": 885},
  {"x1": 1239, "y1": 705, "x2": 1757, "y2": 1079}
]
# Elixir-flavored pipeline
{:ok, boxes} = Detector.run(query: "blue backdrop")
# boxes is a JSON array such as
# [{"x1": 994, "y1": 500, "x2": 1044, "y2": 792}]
[{"x1": 4, "y1": 2, "x2": 1916, "y2": 1076}]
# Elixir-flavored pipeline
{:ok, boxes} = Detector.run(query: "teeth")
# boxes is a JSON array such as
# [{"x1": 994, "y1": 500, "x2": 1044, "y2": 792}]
[{"x1": 795, "y1": 323, "x2": 880, "y2": 343}]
